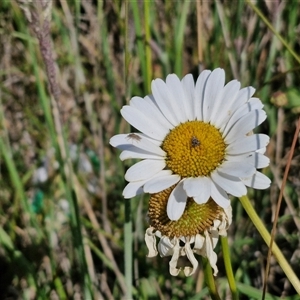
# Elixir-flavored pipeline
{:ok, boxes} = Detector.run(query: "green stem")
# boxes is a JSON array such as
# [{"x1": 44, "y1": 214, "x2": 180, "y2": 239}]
[
  {"x1": 124, "y1": 3, "x2": 133, "y2": 299},
  {"x1": 144, "y1": 0, "x2": 152, "y2": 93},
  {"x1": 246, "y1": 0, "x2": 300, "y2": 64},
  {"x1": 202, "y1": 257, "x2": 221, "y2": 300},
  {"x1": 124, "y1": 198, "x2": 133, "y2": 299},
  {"x1": 239, "y1": 195, "x2": 300, "y2": 295},
  {"x1": 220, "y1": 236, "x2": 238, "y2": 300},
  {"x1": 174, "y1": 1, "x2": 190, "y2": 75},
  {"x1": 130, "y1": 1, "x2": 147, "y2": 93}
]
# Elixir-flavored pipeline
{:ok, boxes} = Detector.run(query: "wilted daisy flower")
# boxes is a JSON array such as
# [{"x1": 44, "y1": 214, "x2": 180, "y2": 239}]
[
  {"x1": 145, "y1": 185, "x2": 232, "y2": 276},
  {"x1": 110, "y1": 68, "x2": 270, "y2": 220}
]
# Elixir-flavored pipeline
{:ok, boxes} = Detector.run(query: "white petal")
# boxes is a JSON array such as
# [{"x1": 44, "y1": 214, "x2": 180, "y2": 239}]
[
  {"x1": 202, "y1": 68, "x2": 225, "y2": 122},
  {"x1": 145, "y1": 228, "x2": 158, "y2": 257},
  {"x1": 184, "y1": 240, "x2": 199, "y2": 276},
  {"x1": 211, "y1": 171, "x2": 247, "y2": 197},
  {"x1": 144, "y1": 172, "x2": 181, "y2": 193},
  {"x1": 194, "y1": 70, "x2": 211, "y2": 120},
  {"x1": 224, "y1": 110, "x2": 266, "y2": 144},
  {"x1": 218, "y1": 86, "x2": 256, "y2": 132},
  {"x1": 194, "y1": 193, "x2": 211, "y2": 205},
  {"x1": 194, "y1": 234, "x2": 205, "y2": 250},
  {"x1": 222, "y1": 101, "x2": 265, "y2": 136},
  {"x1": 120, "y1": 148, "x2": 164, "y2": 161},
  {"x1": 226, "y1": 134, "x2": 270, "y2": 155},
  {"x1": 248, "y1": 97, "x2": 264, "y2": 110},
  {"x1": 131, "y1": 96, "x2": 174, "y2": 131},
  {"x1": 110, "y1": 133, "x2": 166, "y2": 156},
  {"x1": 125, "y1": 159, "x2": 165, "y2": 182},
  {"x1": 256, "y1": 147, "x2": 267, "y2": 154},
  {"x1": 183, "y1": 177, "x2": 202, "y2": 196},
  {"x1": 158, "y1": 236, "x2": 175, "y2": 257},
  {"x1": 212, "y1": 80, "x2": 241, "y2": 127},
  {"x1": 226, "y1": 152, "x2": 270, "y2": 169},
  {"x1": 211, "y1": 181, "x2": 230, "y2": 208},
  {"x1": 230, "y1": 86, "x2": 256, "y2": 113},
  {"x1": 168, "y1": 241, "x2": 181, "y2": 276},
  {"x1": 241, "y1": 171, "x2": 271, "y2": 189},
  {"x1": 181, "y1": 74, "x2": 195, "y2": 120},
  {"x1": 166, "y1": 74, "x2": 189, "y2": 122},
  {"x1": 151, "y1": 78, "x2": 181, "y2": 126},
  {"x1": 183, "y1": 177, "x2": 211, "y2": 204},
  {"x1": 139, "y1": 133, "x2": 162, "y2": 146},
  {"x1": 203, "y1": 231, "x2": 218, "y2": 276},
  {"x1": 217, "y1": 160, "x2": 255, "y2": 178},
  {"x1": 121, "y1": 106, "x2": 167, "y2": 140},
  {"x1": 167, "y1": 180, "x2": 187, "y2": 221},
  {"x1": 123, "y1": 181, "x2": 145, "y2": 198}
]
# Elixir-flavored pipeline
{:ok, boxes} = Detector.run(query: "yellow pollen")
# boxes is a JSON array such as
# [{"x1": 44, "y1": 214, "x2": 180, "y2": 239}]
[
  {"x1": 162, "y1": 121, "x2": 226, "y2": 177},
  {"x1": 148, "y1": 185, "x2": 223, "y2": 238}
]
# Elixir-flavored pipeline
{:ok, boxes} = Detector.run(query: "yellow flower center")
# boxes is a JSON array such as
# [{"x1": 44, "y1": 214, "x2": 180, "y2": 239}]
[
  {"x1": 161, "y1": 121, "x2": 226, "y2": 177},
  {"x1": 148, "y1": 185, "x2": 223, "y2": 238}
]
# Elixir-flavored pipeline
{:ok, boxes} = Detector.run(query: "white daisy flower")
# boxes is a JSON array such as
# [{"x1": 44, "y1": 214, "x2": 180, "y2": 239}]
[
  {"x1": 145, "y1": 186, "x2": 232, "y2": 276},
  {"x1": 110, "y1": 68, "x2": 270, "y2": 220}
]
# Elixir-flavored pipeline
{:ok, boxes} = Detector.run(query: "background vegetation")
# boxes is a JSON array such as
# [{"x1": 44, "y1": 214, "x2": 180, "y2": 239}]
[{"x1": 0, "y1": 0, "x2": 300, "y2": 299}]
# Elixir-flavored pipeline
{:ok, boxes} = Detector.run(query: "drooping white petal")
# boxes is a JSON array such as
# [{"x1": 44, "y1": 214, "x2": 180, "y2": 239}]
[
  {"x1": 183, "y1": 177, "x2": 211, "y2": 204},
  {"x1": 145, "y1": 228, "x2": 158, "y2": 257},
  {"x1": 181, "y1": 74, "x2": 195, "y2": 120},
  {"x1": 203, "y1": 231, "x2": 218, "y2": 276},
  {"x1": 224, "y1": 110, "x2": 267, "y2": 144},
  {"x1": 226, "y1": 134, "x2": 270, "y2": 155},
  {"x1": 184, "y1": 240, "x2": 199, "y2": 276},
  {"x1": 131, "y1": 96, "x2": 174, "y2": 131},
  {"x1": 167, "y1": 180, "x2": 187, "y2": 221},
  {"x1": 202, "y1": 68, "x2": 225, "y2": 123},
  {"x1": 123, "y1": 181, "x2": 145, "y2": 198},
  {"x1": 194, "y1": 70, "x2": 211, "y2": 120},
  {"x1": 158, "y1": 236, "x2": 175, "y2": 257},
  {"x1": 125, "y1": 159, "x2": 165, "y2": 182},
  {"x1": 241, "y1": 171, "x2": 271, "y2": 189},
  {"x1": 211, "y1": 171, "x2": 247, "y2": 197},
  {"x1": 211, "y1": 79, "x2": 240, "y2": 127},
  {"x1": 166, "y1": 74, "x2": 189, "y2": 122},
  {"x1": 143, "y1": 172, "x2": 181, "y2": 193},
  {"x1": 194, "y1": 234, "x2": 205, "y2": 250},
  {"x1": 211, "y1": 181, "x2": 230, "y2": 208},
  {"x1": 110, "y1": 133, "x2": 166, "y2": 156},
  {"x1": 217, "y1": 160, "x2": 255, "y2": 178},
  {"x1": 168, "y1": 240, "x2": 181, "y2": 276},
  {"x1": 121, "y1": 106, "x2": 167, "y2": 140},
  {"x1": 152, "y1": 78, "x2": 182, "y2": 126}
]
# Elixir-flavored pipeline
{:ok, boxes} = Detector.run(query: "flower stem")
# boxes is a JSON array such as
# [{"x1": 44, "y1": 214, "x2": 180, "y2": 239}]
[
  {"x1": 239, "y1": 195, "x2": 300, "y2": 295},
  {"x1": 202, "y1": 257, "x2": 221, "y2": 300},
  {"x1": 220, "y1": 236, "x2": 238, "y2": 300}
]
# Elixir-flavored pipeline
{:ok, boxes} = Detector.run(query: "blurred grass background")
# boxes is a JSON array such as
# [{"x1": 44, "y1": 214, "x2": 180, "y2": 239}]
[{"x1": 0, "y1": 0, "x2": 300, "y2": 299}]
